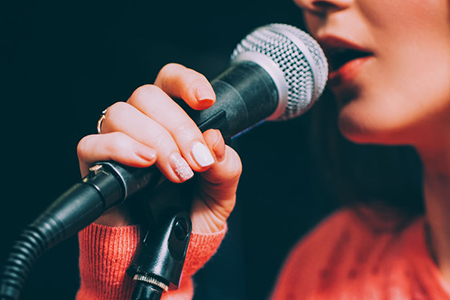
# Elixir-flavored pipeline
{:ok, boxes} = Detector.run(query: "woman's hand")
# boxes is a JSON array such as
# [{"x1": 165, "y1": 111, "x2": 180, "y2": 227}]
[{"x1": 76, "y1": 63, "x2": 242, "y2": 234}]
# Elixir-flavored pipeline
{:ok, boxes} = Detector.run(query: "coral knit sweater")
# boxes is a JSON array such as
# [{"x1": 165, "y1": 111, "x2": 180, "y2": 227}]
[
  {"x1": 76, "y1": 223, "x2": 226, "y2": 300},
  {"x1": 77, "y1": 207, "x2": 450, "y2": 300}
]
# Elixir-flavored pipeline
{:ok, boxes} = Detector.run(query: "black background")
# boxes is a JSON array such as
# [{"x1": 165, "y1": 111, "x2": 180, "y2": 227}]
[{"x1": 1, "y1": 1, "x2": 338, "y2": 299}]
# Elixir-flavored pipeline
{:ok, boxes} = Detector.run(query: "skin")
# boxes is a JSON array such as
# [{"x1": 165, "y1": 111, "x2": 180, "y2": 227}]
[{"x1": 295, "y1": 0, "x2": 450, "y2": 284}]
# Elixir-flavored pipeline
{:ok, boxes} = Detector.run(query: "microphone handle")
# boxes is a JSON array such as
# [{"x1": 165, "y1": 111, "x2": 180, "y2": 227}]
[{"x1": 183, "y1": 60, "x2": 279, "y2": 140}]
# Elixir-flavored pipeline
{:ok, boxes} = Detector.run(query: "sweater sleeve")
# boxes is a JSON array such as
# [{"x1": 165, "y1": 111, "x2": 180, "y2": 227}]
[{"x1": 76, "y1": 223, "x2": 226, "y2": 300}]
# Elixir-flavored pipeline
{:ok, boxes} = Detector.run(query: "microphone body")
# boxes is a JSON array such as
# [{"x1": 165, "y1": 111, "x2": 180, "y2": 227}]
[{"x1": 186, "y1": 60, "x2": 278, "y2": 139}]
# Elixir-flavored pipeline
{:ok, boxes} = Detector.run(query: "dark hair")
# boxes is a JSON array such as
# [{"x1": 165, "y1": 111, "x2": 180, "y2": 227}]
[{"x1": 309, "y1": 88, "x2": 424, "y2": 216}]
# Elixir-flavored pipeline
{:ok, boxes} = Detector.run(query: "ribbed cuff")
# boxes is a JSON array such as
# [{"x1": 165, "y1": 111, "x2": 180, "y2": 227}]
[
  {"x1": 76, "y1": 223, "x2": 227, "y2": 300},
  {"x1": 77, "y1": 223, "x2": 140, "y2": 300},
  {"x1": 183, "y1": 226, "x2": 227, "y2": 279}
]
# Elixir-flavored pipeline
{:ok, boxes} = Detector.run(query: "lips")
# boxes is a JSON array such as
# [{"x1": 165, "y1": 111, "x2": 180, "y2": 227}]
[{"x1": 317, "y1": 36, "x2": 374, "y2": 87}]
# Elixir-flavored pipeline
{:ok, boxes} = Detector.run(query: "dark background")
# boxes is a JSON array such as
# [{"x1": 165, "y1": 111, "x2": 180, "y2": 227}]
[{"x1": 1, "y1": 1, "x2": 338, "y2": 299}]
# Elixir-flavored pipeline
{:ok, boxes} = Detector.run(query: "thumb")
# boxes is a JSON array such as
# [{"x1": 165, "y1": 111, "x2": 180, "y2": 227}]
[
  {"x1": 199, "y1": 129, "x2": 242, "y2": 200},
  {"x1": 190, "y1": 129, "x2": 242, "y2": 233}
]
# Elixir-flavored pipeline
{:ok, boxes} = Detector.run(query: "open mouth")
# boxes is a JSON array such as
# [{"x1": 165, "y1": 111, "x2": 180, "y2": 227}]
[{"x1": 327, "y1": 48, "x2": 373, "y2": 72}]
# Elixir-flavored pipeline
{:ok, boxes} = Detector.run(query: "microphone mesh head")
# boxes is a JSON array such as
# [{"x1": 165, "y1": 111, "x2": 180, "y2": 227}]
[{"x1": 231, "y1": 23, "x2": 328, "y2": 121}]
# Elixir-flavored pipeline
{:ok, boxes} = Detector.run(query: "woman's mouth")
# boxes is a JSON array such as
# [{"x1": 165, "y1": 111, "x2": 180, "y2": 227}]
[
  {"x1": 328, "y1": 48, "x2": 373, "y2": 87},
  {"x1": 328, "y1": 48, "x2": 372, "y2": 71},
  {"x1": 318, "y1": 37, "x2": 374, "y2": 88}
]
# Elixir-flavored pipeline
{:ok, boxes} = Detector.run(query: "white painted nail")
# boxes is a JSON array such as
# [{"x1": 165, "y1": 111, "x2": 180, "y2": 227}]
[
  {"x1": 170, "y1": 153, "x2": 194, "y2": 181},
  {"x1": 192, "y1": 142, "x2": 215, "y2": 167}
]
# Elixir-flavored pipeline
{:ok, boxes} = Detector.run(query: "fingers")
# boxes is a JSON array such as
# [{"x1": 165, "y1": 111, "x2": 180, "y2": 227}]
[
  {"x1": 99, "y1": 89, "x2": 215, "y2": 182},
  {"x1": 203, "y1": 129, "x2": 226, "y2": 163},
  {"x1": 126, "y1": 85, "x2": 214, "y2": 170},
  {"x1": 79, "y1": 64, "x2": 226, "y2": 185},
  {"x1": 201, "y1": 129, "x2": 242, "y2": 190},
  {"x1": 77, "y1": 64, "x2": 240, "y2": 230},
  {"x1": 154, "y1": 63, "x2": 216, "y2": 110},
  {"x1": 190, "y1": 129, "x2": 242, "y2": 233},
  {"x1": 77, "y1": 133, "x2": 157, "y2": 178}
]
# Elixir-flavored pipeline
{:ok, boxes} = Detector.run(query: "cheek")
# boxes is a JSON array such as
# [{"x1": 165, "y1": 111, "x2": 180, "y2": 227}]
[
  {"x1": 302, "y1": 13, "x2": 321, "y2": 34},
  {"x1": 338, "y1": 50, "x2": 450, "y2": 145},
  {"x1": 359, "y1": 0, "x2": 449, "y2": 31},
  {"x1": 338, "y1": 0, "x2": 450, "y2": 145}
]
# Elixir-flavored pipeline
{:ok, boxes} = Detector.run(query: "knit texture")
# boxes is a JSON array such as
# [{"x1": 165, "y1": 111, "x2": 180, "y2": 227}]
[
  {"x1": 77, "y1": 207, "x2": 450, "y2": 300},
  {"x1": 76, "y1": 223, "x2": 226, "y2": 300},
  {"x1": 271, "y1": 207, "x2": 450, "y2": 299}
]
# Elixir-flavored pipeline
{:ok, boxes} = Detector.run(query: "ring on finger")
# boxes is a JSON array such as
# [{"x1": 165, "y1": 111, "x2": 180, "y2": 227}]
[{"x1": 97, "y1": 109, "x2": 108, "y2": 134}]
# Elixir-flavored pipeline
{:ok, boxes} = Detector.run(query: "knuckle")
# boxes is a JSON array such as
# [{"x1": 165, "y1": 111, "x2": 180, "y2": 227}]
[
  {"x1": 181, "y1": 66, "x2": 207, "y2": 83},
  {"x1": 77, "y1": 135, "x2": 95, "y2": 160},
  {"x1": 131, "y1": 84, "x2": 163, "y2": 104},
  {"x1": 106, "y1": 132, "x2": 130, "y2": 155},
  {"x1": 226, "y1": 167, "x2": 242, "y2": 185},
  {"x1": 105, "y1": 102, "x2": 128, "y2": 129},
  {"x1": 107, "y1": 101, "x2": 127, "y2": 118},
  {"x1": 152, "y1": 130, "x2": 173, "y2": 150},
  {"x1": 159, "y1": 63, "x2": 184, "y2": 77},
  {"x1": 109, "y1": 131, "x2": 127, "y2": 146},
  {"x1": 228, "y1": 165, "x2": 242, "y2": 181},
  {"x1": 227, "y1": 150, "x2": 243, "y2": 178},
  {"x1": 173, "y1": 122, "x2": 200, "y2": 138},
  {"x1": 234, "y1": 163, "x2": 243, "y2": 178},
  {"x1": 192, "y1": 72, "x2": 208, "y2": 84}
]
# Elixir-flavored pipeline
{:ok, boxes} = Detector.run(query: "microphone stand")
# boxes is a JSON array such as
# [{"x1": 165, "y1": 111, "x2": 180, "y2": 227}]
[
  {"x1": 126, "y1": 179, "x2": 194, "y2": 300},
  {"x1": 127, "y1": 211, "x2": 192, "y2": 300}
]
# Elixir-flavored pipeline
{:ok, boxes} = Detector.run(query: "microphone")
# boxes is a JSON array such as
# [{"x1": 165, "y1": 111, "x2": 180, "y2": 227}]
[
  {"x1": 0, "y1": 23, "x2": 327, "y2": 300},
  {"x1": 186, "y1": 23, "x2": 328, "y2": 139}
]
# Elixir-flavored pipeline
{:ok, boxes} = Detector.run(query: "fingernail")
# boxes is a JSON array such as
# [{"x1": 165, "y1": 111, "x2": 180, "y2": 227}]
[
  {"x1": 195, "y1": 85, "x2": 215, "y2": 103},
  {"x1": 170, "y1": 152, "x2": 194, "y2": 181},
  {"x1": 192, "y1": 141, "x2": 215, "y2": 167}
]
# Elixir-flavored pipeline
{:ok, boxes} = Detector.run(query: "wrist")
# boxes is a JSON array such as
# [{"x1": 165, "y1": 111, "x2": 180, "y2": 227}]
[
  {"x1": 95, "y1": 203, "x2": 136, "y2": 227},
  {"x1": 190, "y1": 200, "x2": 230, "y2": 234}
]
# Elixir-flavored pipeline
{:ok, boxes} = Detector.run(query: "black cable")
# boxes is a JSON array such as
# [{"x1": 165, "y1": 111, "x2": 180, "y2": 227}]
[
  {"x1": 0, "y1": 163, "x2": 160, "y2": 300},
  {"x1": 131, "y1": 282, "x2": 164, "y2": 300},
  {"x1": 0, "y1": 212, "x2": 66, "y2": 300}
]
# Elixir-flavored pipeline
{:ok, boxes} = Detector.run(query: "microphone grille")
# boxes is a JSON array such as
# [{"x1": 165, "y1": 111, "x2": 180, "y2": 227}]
[{"x1": 231, "y1": 23, "x2": 328, "y2": 121}]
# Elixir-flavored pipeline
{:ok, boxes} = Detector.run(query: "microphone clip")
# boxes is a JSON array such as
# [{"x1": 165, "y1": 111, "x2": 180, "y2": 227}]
[{"x1": 127, "y1": 211, "x2": 192, "y2": 300}]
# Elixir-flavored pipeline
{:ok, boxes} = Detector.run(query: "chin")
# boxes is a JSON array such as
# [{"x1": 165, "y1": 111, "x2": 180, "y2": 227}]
[
  {"x1": 337, "y1": 111, "x2": 412, "y2": 146},
  {"x1": 335, "y1": 89, "x2": 426, "y2": 146},
  {"x1": 339, "y1": 118, "x2": 376, "y2": 145}
]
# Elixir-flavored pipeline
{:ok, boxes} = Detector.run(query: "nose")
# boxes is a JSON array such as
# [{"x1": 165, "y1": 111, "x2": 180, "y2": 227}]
[{"x1": 295, "y1": 0, "x2": 352, "y2": 15}]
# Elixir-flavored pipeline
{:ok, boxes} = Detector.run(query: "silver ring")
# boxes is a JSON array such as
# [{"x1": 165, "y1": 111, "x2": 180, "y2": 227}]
[{"x1": 97, "y1": 109, "x2": 107, "y2": 134}]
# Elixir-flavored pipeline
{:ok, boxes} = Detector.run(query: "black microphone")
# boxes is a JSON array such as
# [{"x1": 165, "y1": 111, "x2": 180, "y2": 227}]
[{"x1": 0, "y1": 23, "x2": 328, "y2": 300}]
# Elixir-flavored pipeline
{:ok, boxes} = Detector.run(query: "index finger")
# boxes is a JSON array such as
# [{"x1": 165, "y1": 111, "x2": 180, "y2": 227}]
[{"x1": 154, "y1": 63, "x2": 216, "y2": 110}]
